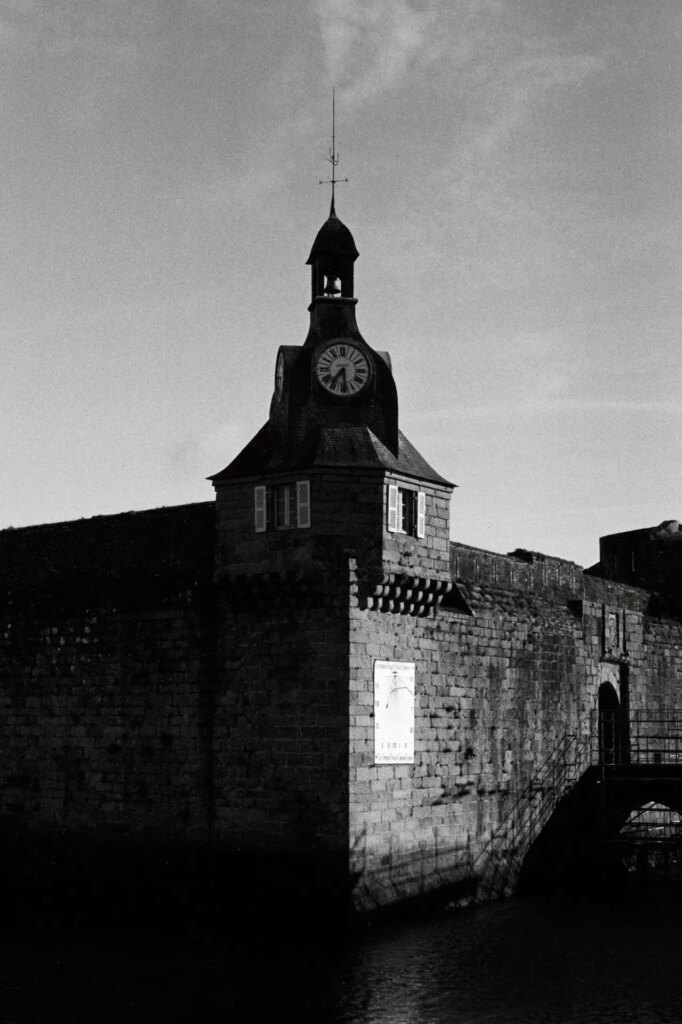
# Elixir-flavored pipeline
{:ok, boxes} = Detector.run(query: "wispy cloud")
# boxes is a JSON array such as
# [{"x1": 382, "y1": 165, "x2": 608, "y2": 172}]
[
  {"x1": 315, "y1": 0, "x2": 608, "y2": 277},
  {"x1": 468, "y1": 52, "x2": 602, "y2": 159},
  {"x1": 315, "y1": 0, "x2": 442, "y2": 106},
  {"x1": 446, "y1": 43, "x2": 605, "y2": 220},
  {"x1": 314, "y1": 0, "x2": 604, "y2": 133}
]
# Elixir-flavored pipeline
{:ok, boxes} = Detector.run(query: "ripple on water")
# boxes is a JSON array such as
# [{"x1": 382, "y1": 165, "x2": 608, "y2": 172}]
[
  {"x1": 320, "y1": 892, "x2": 682, "y2": 1024},
  {"x1": 2, "y1": 888, "x2": 682, "y2": 1022}
]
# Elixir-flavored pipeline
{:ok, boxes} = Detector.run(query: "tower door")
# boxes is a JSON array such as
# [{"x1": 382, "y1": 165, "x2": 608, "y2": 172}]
[{"x1": 598, "y1": 679, "x2": 626, "y2": 766}]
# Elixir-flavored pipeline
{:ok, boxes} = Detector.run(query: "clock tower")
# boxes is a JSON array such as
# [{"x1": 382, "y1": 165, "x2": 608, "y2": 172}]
[
  {"x1": 210, "y1": 197, "x2": 453, "y2": 596},
  {"x1": 208, "y1": 194, "x2": 454, "y2": 896}
]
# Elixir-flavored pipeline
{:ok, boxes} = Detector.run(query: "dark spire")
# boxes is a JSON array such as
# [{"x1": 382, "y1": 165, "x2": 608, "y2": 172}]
[
  {"x1": 308, "y1": 90, "x2": 358, "y2": 303},
  {"x1": 306, "y1": 213, "x2": 359, "y2": 265},
  {"x1": 318, "y1": 87, "x2": 348, "y2": 218}
]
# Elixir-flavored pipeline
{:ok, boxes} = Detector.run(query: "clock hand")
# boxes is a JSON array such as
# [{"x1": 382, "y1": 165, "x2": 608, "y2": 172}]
[{"x1": 332, "y1": 366, "x2": 348, "y2": 393}]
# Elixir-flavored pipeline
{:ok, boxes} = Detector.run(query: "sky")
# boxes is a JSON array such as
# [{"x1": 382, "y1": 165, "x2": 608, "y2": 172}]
[{"x1": 2, "y1": 0, "x2": 681, "y2": 568}]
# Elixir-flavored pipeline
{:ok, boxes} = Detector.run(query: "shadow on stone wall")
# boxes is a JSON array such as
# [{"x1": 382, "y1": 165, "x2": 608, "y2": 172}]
[{"x1": 516, "y1": 767, "x2": 626, "y2": 901}]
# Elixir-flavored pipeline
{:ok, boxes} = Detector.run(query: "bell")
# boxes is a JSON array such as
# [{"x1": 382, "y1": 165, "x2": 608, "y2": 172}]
[{"x1": 323, "y1": 275, "x2": 342, "y2": 297}]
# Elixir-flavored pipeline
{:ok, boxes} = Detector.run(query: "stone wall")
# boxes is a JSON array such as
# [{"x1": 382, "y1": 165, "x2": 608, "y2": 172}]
[
  {"x1": 382, "y1": 476, "x2": 451, "y2": 581},
  {"x1": 347, "y1": 542, "x2": 682, "y2": 911},
  {"x1": 1, "y1": 500, "x2": 682, "y2": 916},
  {"x1": 211, "y1": 568, "x2": 350, "y2": 867},
  {"x1": 214, "y1": 469, "x2": 451, "y2": 583},
  {"x1": 0, "y1": 504, "x2": 216, "y2": 839},
  {"x1": 214, "y1": 471, "x2": 385, "y2": 577},
  {"x1": 637, "y1": 617, "x2": 682, "y2": 710}
]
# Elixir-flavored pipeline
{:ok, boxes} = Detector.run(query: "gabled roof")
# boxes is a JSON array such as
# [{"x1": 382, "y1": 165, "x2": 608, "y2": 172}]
[{"x1": 210, "y1": 424, "x2": 454, "y2": 488}]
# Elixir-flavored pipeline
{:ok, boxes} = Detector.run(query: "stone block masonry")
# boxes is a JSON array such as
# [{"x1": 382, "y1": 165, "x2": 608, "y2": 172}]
[
  {"x1": 8, "y1": 190, "x2": 682, "y2": 921},
  {"x1": 0, "y1": 504, "x2": 216, "y2": 841},
  {"x1": 211, "y1": 564, "x2": 351, "y2": 867},
  {"x1": 1, "y1": 501, "x2": 682, "y2": 917},
  {"x1": 347, "y1": 545, "x2": 682, "y2": 911}
]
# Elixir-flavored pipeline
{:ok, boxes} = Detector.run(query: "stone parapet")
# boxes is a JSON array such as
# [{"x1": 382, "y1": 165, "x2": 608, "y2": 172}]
[{"x1": 451, "y1": 541, "x2": 650, "y2": 612}]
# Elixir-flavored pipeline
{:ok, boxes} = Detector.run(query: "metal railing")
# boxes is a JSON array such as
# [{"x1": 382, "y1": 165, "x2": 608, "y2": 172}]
[
  {"x1": 618, "y1": 802, "x2": 682, "y2": 843},
  {"x1": 475, "y1": 717, "x2": 597, "y2": 899},
  {"x1": 599, "y1": 709, "x2": 682, "y2": 768},
  {"x1": 598, "y1": 709, "x2": 682, "y2": 852},
  {"x1": 476, "y1": 708, "x2": 682, "y2": 899}
]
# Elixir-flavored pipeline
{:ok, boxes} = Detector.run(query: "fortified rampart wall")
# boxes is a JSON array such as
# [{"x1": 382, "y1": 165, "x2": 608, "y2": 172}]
[
  {"x1": 213, "y1": 570, "x2": 351, "y2": 867},
  {"x1": 1, "y1": 503, "x2": 681, "y2": 915},
  {"x1": 348, "y1": 544, "x2": 682, "y2": 910},
  {"x1": 0, "y1": 504, "x2": 216, "y2": 839}
]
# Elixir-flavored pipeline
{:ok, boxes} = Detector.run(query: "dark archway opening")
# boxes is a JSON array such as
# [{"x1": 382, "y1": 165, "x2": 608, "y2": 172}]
[{"x1": 599, "y1": 681, "x2": 629, "y2": 766}]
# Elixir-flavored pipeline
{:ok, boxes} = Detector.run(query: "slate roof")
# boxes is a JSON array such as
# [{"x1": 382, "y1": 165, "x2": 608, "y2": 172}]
[
  {"x1": 210, "y1": 424, "x2": 453, "y2": 487},
  {"x1": 306, "y1": 211, "x2": 359, "y2": 262}
]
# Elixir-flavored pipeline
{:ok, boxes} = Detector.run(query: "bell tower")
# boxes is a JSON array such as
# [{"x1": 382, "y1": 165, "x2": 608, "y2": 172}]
[
  {"x1": 210, "y1": 128, "x2": 453, "y2": 597},
  {"x1": 308, "y1": 86, "x2": 356, "y2": 305},
  {"x1": 207, "y1": 128, "x2": 455, "y2": 886},
  {"x1": 307, "y1": 197, "x2": 357, "y2": 303}
]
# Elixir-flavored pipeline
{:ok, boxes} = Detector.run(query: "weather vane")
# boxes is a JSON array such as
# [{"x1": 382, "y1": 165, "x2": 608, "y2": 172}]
[{"x1": 319, "y1": 87, "x2": 348, "y2": 215}]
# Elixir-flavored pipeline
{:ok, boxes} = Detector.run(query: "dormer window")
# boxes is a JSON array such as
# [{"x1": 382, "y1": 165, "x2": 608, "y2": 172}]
[
  {"x1": 387, "y1": 484, "x2": 426, "y2": 538},
  {"x1": 254, "y1": 481, "x2": 311, "y2": 532}
]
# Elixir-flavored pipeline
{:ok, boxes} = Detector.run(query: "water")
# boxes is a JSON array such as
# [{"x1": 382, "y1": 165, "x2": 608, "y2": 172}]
[
  {"x1": 326, "y1": 896, "x2": 682, "y2": 1023},
  {"x1": 3, "y1": 888, "x2": 682, "y2": 1022}
]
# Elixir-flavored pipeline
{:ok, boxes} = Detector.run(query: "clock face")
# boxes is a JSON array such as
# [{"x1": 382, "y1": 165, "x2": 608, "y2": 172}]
[{"x1": 315, "y1": 341, "x2": 370, "y2": 396}]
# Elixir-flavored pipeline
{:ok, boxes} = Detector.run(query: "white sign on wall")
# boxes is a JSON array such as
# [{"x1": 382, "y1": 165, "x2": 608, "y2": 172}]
[{"x1": 374, "y1": 660, "x2": 415, "y2": 765}]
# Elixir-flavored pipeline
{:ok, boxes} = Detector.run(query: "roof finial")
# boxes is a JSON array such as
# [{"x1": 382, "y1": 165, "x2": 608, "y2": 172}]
[{"x1": 318, "y1": 87, "x2": 348, "y2": 217}]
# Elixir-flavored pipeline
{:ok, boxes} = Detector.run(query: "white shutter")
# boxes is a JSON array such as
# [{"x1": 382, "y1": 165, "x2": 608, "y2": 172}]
[
  {"x1": 296, "y1": 480, "x2": 311, "y2": 529},
  {"x1": 416, "y1": 491, "x2": 426, "y2": 538},
  {"x1": 254, "y1": 485, "x2": 267, "y2": 533},
  {"x1": 387, "y1": 484, "x2": 399, "y2": 533}
]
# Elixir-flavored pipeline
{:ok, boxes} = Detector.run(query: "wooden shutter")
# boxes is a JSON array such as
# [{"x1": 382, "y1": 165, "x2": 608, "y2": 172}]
[
  {"x1": 416, "y1": 491, "x2": 426, "y2": 538},
  {"x1": 254, "y1": 485, "x2": 267, "y2": 533},
  {"x1": 296, "y1": 480, "x2": 311, "y2": 529},
  {"x1": 387, "y1": 484, "x2": 399, "y2": 533}
]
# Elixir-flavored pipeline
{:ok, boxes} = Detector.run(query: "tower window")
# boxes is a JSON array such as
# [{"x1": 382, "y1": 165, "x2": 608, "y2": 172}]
[
  {"x1": 254, "y1": 481, "x2": 311, "y2": 532},
  {"x1": 254, "y1": 485, "x2": 267, "y2": 532},
  {"x1": 387, "y1": 485, "x2": 425, "y2": 538},
  {"x1": 275, "y1": 483, "x2": 296, "y2": 528}
]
